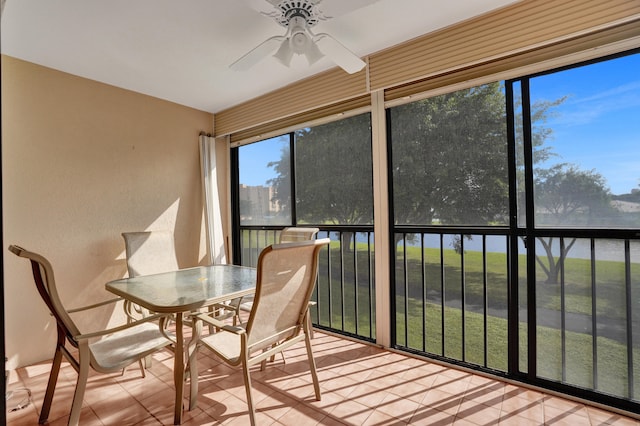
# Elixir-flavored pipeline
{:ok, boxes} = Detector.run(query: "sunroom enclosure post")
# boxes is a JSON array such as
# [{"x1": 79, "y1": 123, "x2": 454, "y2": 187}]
[{"x1": 371, "y1": 90, "x2": 391, "y2": 348}]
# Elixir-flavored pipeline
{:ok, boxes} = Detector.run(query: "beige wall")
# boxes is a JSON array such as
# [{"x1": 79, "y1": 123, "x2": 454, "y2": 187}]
[{"x1": 1, "y1": 55, "x2": 221, "y2": 368}]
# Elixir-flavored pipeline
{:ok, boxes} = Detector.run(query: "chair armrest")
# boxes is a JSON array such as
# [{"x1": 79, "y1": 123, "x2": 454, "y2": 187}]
[
  {"x1": 220, "y1": 324, "x2": 245, "y2": 334},
  {"x1": 67, "y1": 297, "x2": 123, "y2": 313},
  {"x1": 74, "y1": 312, "x2": 170, "y2": 341},
  {"x1": 159, "y1": 316, "x2": 178, "y2": 344},
  {"x1": 193, "y1": 312, "x2": 245, "y2": 334}
]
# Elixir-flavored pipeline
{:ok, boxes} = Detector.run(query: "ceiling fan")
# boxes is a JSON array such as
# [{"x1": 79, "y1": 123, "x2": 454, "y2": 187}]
[{"x1": 231, "y1": 0, "x2": 367, "y2": 74}]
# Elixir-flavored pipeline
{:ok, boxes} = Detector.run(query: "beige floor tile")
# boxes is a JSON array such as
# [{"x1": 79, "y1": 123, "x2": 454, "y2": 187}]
[
  {"x1": 410, "y1": 405, "x2": 457, "y2": 426},
  {"x1": 456, "y1": 400, "x2": 501, "y2": 425},
  {"x1": 586, "y1": 405, "x2": 640, "y2": 425},
  {"x1": 500, "y1": 395, "x2": 544, "y2": 423},
  {"x1": 421, "y1": 388, "x2": 464, "y2": 415},
  {"x1": 328, "y1": 398, "x2": 373, "y2": 425},
  {"x1": 6, "y1": 331, "x2": 638, "y2": 426},
  {"x1": 346, "y1": 382, "x2": 388, "y2": 409},
  {"x1": 362, "y1": 408, "x2": 408, "y2": 425},
  {"x1": 375, "y1": 392, "x2": 421, "y2": 421},
  {"x1": 275, "y1": 402, "x2": 327, "y2": 425}
]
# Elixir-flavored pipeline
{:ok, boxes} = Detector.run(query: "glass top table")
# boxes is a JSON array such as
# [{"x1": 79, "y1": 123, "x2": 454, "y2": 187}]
[
  {"x1": 106, "y1": 264, "x2": 257, "y2": 313},
  {"x1": 106, "y1": 264, "x2": 256, "y2": 424}
]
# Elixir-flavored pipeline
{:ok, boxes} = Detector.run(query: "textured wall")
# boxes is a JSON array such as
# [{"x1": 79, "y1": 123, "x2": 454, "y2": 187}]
[{"x1": 2, "y1": 55, "x2": 218, "y2": 367}]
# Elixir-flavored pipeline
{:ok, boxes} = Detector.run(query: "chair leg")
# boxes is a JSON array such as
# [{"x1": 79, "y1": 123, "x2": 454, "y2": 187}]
[
  {"x1": 121, "y1": 359, "x2": 146, "y2": 378},
  {"x1": 304, "y1": 321, "x2": 321, "y2": 401},
  {"x1": 39, "y1": 344, "x2": 64, "y2": 424},
  {"x1": 230, "y1": 297, "x2": 242, "y2": 326},
  {"x1": 188, "y1": 319, "x2": 202, "y2": 410},
  {"x1": 241, "y1": 360, "x2": 256, "y2": 426},
  {"x1": 68, "y1": 344, "x2": 91, "y2": 426},
  {"x1": 138, "y1": 359, "x2": 147, "y2": 378},
  {"x1": 206, "y1": 306, "x2": 215, "y2": 334},
  {"x1": 267, "y1": 344, "x2": 285, "y2": 366}
]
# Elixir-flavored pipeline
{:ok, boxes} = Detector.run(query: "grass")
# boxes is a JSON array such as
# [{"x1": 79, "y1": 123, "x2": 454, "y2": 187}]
[
  {"x1": 394, "y1": 299, "x2": 639, "y2": 399},
  {"x1": 398, "y1": 243, "x2": 640, "y2": 318}
]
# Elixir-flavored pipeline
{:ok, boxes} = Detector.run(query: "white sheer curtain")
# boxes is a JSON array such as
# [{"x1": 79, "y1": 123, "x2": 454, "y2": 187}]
[{"x1": 199, "y1": 134, "x2": 227, "y2": 265}]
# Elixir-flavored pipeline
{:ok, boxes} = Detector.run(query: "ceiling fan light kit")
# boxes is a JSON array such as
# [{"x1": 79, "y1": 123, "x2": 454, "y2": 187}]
[{"x1": 231, "y1": 0, "x2": 366, "y2": 74}]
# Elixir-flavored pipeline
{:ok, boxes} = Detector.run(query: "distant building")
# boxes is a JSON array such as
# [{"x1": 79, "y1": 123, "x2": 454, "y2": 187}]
[{"x1": 239, "y1": 184, "x2": 281, "y2": 222}]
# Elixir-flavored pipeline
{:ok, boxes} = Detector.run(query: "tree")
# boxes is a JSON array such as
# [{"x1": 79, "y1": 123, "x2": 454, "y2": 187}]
[
  {"x1": 535, "y1": 164, "x2": 611, "y2": 226},
  {"x1": 390, "y1": 83, "x2": 510, "y2": 227},
  {"x1": 268, "y1": 113, "x2": 373, "y2": 226},
  {"x1": 515, "y1": 96, "x2": 612, "y2": 285},
  {"x1": 534, "y1": 163, "x2": 612, "y2": 284},
  {"x1": 513, "y1": 96, "x2": 567, "y2": 226},
  {"x1": 266, "y1": 143, "x2": 291, "y2": 217}
]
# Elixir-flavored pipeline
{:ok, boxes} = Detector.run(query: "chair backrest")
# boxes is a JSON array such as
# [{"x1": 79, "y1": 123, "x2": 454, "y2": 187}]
[
  {"x1": 122, "y1": 230, "x2": 179, "y2": 277},
  {"x1": 9, "y1": 245, "x2": 81, "y2": 343},
  {"x1": 279, "y1": 227, "x2": 319, "y2": 243},
  {"x1": 245, "y1": 238, "x2": 329, "y2": 352}
]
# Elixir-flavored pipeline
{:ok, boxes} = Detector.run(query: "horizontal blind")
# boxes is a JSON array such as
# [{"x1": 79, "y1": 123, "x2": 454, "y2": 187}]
[
  {"x1": 216, "y1": 66, "x2": 368, "y2": 137},
  {"x1": 369, "y1": 0, "x2": 640, "y2": 91},
  {"x1": 229, "y1": 95, "x2": 370, "y2": 144},
  {"x1": 385, "y1": 20, "x2": 640, "y2": 102}
]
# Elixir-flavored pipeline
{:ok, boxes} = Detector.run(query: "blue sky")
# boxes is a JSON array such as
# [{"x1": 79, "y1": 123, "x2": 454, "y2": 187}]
[
  {"x1": 239, "y1": 134, "x2": 289, "y2": 186},
  {"x1": 531, "y1": 52, "x2": 640, "y2": 195},
  {"x1": 240, "y1": 51, "x2": 640, "y2": 195}
]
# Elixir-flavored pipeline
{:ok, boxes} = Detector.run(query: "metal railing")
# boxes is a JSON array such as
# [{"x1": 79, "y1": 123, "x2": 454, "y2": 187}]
[
  {"x1": 530, "y1": 235, "x2": 639, "y2": 401},
  {"x1": 392, "y1": 229, "x2": 512, "y2": 373},
  {"x1": 239, "y1": 225, "x2": 639, "y2": 407},
  {"x1": 392, "y1": 228, "x2": 639, "y2": 405}
]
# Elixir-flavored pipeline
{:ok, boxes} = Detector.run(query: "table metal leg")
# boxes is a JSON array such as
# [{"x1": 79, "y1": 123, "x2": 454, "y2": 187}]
[{"x1": 173, "y1": 313, "x2": 184, "y2": 425}]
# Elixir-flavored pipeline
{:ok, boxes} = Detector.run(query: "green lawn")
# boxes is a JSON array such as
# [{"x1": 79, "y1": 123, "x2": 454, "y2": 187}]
[{"x1": 395, "y1": 299, "x2": 639, "y2": 399}]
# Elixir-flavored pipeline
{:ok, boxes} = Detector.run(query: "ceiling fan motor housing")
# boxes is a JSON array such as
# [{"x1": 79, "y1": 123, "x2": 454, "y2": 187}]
[{"x1": 275, "y1": 0, "x2": 322, "y2": 27}]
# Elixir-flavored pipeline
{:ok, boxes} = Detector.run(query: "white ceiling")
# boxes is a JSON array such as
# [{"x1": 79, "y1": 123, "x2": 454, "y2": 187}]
[{"x1": 1, "y1": 0, "x2": 519, "y2": 113}]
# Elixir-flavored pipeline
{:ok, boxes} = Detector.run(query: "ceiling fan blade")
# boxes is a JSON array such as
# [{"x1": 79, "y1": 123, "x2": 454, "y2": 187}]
[
  {"x1": 318, "y1": 0, "x2": 381, "y2": 18},
  {"x1": 243, "y1": 0, "x2": 280, "y2": 16},
  {"x1": 314, "y1": 33, "x2": 366, "y2": 74},
  {"x1": 230, "y1": 35, "x2": 285, "y2": 71}
]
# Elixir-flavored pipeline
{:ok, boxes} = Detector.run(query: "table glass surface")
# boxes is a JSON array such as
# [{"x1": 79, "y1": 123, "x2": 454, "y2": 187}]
[{"x1": 105, "y1": 264, "x2": 256, "y2": 313}]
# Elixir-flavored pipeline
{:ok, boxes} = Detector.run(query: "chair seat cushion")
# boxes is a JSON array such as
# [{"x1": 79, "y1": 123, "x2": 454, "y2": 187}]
[
  {"x1": 90, "y1": 322, "x2": 173, "y2": 371},
  {"x1": 199, "y1": 330, "x2": 243, "y2": 365}
]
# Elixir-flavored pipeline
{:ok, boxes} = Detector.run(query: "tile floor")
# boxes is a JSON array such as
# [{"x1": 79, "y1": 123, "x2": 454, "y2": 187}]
[{"x1": 6, "y1": 331, "x2": 640, "y2": 425}]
